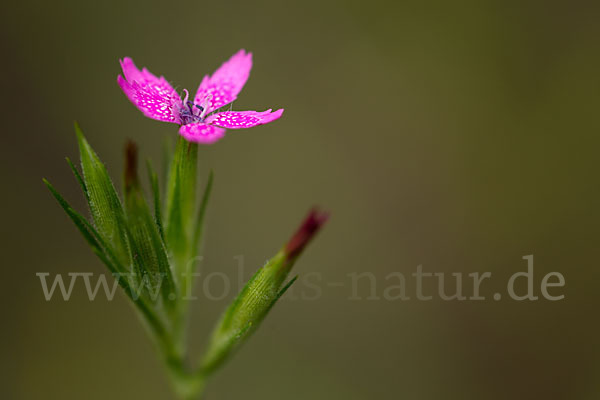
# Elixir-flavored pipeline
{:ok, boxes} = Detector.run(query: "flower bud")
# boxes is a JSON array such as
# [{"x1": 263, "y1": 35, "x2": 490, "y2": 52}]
[{"x1": 201, "y1": 209, "x2": 329, "y2": 374}]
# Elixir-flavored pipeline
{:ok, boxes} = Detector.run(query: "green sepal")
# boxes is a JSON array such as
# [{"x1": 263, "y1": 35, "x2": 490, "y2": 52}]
[{"x1": 200, "y1": 251, "x2": 297, "y2": 375}]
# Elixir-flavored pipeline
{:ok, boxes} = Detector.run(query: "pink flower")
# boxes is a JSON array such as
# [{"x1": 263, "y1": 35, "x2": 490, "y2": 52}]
[{"x1": 118, "y1": 50, "x2": 284, "y2": 144}]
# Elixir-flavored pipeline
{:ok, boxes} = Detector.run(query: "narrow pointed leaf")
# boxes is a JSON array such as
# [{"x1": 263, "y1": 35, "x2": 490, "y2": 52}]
[
  {"x1": 43, "y1": 183, "x2": 167, "y2": 344},
  {"x1": 147, "y1": 160, "x2": 165, "y2": 242},
  {"x1": 75, "y1": 123, "x2": 129, "y2": 263},
  {"x1": 44, "y1": 179, "x2": 131, "y2": 280},
  {"x1": 124, "y1": 142, "x2": 176, "y2": 307},
  {"x1": 66, "y1": 157, "x2": 88, "y2": 201}
]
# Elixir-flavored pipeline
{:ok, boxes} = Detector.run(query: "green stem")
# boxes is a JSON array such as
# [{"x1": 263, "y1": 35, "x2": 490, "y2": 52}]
[
  {"x1": 161, "y1": 136, "x2": 206, "y2": 399},
  {"x1": 167, "y1": 363, "x2": 206, "y2": 400},
  {"x1": 142, "y1": 306, "x2": 205, "y2": 399}
]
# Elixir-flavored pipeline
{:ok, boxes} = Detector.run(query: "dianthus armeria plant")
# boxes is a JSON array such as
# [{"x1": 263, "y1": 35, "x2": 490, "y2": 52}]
[{"x1": 44, "y1": 50, "x2": 328, "y2": 399}]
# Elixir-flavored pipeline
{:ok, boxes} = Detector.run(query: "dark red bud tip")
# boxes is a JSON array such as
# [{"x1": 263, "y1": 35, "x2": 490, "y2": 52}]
[
  {"x1": 124, "y1": 140, "x2": 139, "y2": 190},
  {"x1": 284, "y1": 208, "x2": 329, "y2": 260}
]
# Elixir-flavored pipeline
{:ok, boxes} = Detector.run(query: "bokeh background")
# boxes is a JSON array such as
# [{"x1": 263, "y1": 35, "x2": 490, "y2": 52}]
[{"x1": 1, "y1": 0, "x2": 599, "y2": 399}]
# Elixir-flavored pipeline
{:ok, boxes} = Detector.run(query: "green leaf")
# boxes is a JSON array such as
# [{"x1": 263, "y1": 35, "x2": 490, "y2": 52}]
[
  {"x1": 44, "y1": 178, "x2": 173, "y2": 342},
  {"x1": 66, "y1": 157, "x2": 88, "y2": 201},
  {"x1": 124, "y1": 142, "x2": 176, "y2": 307},
  {"x1": 43, "y1": 178, "x2": 132, "y2": 282},
  {"x1": 147, "y1": 160, "x2": 165, "y2": 242},
  {"x1": 75, "y1": 123, "x2": 130, "y2": 263},
  {"x1": 125, "y1": 193, "x2": 176, "y2": 305}
]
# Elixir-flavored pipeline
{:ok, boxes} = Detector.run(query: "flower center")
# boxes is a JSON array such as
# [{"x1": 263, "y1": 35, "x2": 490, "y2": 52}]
[{"x1": 179, "y1": 89, "x2": 205, "y2": 125}]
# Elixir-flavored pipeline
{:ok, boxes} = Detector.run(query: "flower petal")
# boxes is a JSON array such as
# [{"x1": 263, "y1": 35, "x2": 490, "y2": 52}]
[
  {"x1": 205, "y1": 109, "x2": 284, "y2": 129},
  {"x1": 194, "y1": 49, "x2": 252, "y2": 113},
  {"x1": 120, "y1": 57, "x2": 178, "y2": 93},
  {"x1": 178, "y1": 123, "x2": 226, "y2": 144},
  {"x1": 118, "y1": 57, "x2": 182, "y2": 123},
  {"x1": 118, "y1": 76, "x2": 181, "y2": 123}
]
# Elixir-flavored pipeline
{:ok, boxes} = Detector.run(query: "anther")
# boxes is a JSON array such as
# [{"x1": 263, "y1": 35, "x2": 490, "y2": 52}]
[{"x1": 186, "y1": 101, "x2": 195, "y2": 114}]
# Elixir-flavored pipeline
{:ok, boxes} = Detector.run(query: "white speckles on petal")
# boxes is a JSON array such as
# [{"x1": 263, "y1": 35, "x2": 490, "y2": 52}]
[
  {"x1": 206, "y1": 109, "x2": 284, "y2": 129},
  {"x1": 194, "y1": 49, "x2": 253, "y2": 113},
  {"x1": 118, "y1": 58, "x2": 182, "y2": 123},
  {"x1": 118, "y1": 52, "x2": 284, "y2": 143},
  {"x1": 179, "y1": 123, "x2": 226, "y2": 144}
]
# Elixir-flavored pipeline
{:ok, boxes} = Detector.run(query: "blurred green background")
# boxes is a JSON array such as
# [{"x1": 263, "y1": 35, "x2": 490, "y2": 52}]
[{"x1": 1, "y1": 0, "x2": 599, "y2": 398}]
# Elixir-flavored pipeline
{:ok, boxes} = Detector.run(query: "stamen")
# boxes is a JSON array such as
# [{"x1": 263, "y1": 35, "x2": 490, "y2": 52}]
[
  {"x1": 186, "y1": 101, "x2": 195, "y2": 114},
  {"x1": 199, "y1": 94, "x2": 213, "y2": 120}
]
